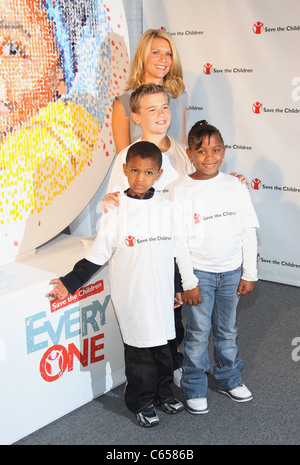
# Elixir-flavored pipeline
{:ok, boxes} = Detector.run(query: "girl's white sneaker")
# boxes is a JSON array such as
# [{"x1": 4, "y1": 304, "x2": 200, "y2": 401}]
[
  {"x1": 218, "y1": 384, "x2": 253, "y2": 402},
  {"x1": 186, "y1": 398, "x2": 209, "y2": 414}
]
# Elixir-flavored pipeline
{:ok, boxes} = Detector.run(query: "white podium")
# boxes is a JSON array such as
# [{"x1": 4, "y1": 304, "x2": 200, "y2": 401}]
[{"x1": 0, "y1": 235, "x2": 125, "y2": 445}]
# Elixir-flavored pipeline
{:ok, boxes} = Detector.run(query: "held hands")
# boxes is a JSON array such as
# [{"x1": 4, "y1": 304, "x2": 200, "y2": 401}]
[
  {"x1": 237, "y1": 279, "x2": 255, "y2": 296},
  {"x1": 174, "y1": 280, "x2": 254, "y2": 309},
  {"x1": 47, "y1": 279, "x2": 69, "y2": 301},
  {"x1": 100, "y1": 191, "x2": 120, "y2": 213},
  {"x1": 181, "y1": 285, "x2": 202, "y2": 306},
  {"x1": 174, "y1": 292, "x2": 183, "y2": 308}
]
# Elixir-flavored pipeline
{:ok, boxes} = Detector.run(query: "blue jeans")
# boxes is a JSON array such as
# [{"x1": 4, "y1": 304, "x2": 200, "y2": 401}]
[{"x1": 182, "y1": 267, "x2": 243, "y2": 400}]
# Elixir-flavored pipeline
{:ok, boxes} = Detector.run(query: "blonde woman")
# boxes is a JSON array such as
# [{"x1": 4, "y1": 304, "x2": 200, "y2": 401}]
[{"x1": 112, "y1": 29, "x2": 188, "y2": 153}]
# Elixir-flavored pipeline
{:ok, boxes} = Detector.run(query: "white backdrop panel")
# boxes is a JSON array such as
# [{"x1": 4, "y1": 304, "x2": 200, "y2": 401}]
[{"x1": 143, "y1": 0, "x2": 300, "y2": 286}]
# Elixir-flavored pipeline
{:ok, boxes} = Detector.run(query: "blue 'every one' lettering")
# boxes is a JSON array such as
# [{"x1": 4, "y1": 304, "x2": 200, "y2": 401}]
[{"x1": 25, "y1": 297, "x2": 110, "y2": 354}]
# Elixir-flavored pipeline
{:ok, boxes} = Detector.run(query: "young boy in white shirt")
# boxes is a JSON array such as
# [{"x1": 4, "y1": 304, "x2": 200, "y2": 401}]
[{"x1": 47, "y1": 141, "x2": 184, "y2": 427}]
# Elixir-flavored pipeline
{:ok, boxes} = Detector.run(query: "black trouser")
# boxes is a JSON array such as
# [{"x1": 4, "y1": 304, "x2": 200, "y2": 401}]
[{"x1": 124, "y1": 343, "x2": 174, "y2": 414}]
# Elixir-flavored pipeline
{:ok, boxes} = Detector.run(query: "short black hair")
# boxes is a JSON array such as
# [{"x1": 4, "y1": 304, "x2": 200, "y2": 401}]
[{"x1": 126, "y1": 141, "x2": 162, "y2": 170}]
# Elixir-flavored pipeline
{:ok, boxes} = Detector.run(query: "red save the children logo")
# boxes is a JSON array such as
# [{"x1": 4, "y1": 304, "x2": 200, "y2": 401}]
[
  {"x1": 253, "y1": 21, "x2": 264, "y2": 34},
  {"x1": 251, "y1": 178, "x2": 261, "y2": 190},
  {"x1": 203, "y1": 63, "x2": 213, "y2": 75},
  {"x1": 193, "y1": 213, "x2": 201, "y2": 224},
  {"x1": 252, "y1": 102, "x2": 263, "y2": 114},
  {"x1": 50, "y1": 280, "x2": 104, "y2": 313},
  {"x1": 39, "y1": 334, "x2": 105, "y2": 382},
  {"x1": 125, "y1": 236, "x2": 136, "y2": 247},
  {"x1": 40, "y1": 346, "x2": 68, "y2": 382}
]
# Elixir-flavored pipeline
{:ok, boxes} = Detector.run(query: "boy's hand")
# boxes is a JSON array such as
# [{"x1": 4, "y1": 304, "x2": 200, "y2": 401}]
[
  {"x1": 47, "y1": 279, "x2": 69, "y2": 301},
  {"x1": 237, "y1": 279, "x2": 255, "y2": 296},
  {"x1": 182, "y1": 285, "x2": 202, "y2": 306},
  {"x1": 230, "y1": 172, "x2": 250, "y2": 190},
  {"x1": 100, "y1": 192, "x2": 120, "y2": 213}
]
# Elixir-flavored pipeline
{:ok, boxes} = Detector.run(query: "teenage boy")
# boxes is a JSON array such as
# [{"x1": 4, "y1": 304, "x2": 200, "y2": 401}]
[
  {"x1": 47, "y1": 141, "x2": 184, "y2": 428},
  {"x1": 105, "y1": 83, "x2": 193, "y2": 200}
]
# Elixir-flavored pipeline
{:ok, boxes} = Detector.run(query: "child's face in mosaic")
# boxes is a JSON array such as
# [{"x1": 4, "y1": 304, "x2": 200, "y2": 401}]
[{"x1": 0, "y1": 0, "x2": 62, "y2": 135}]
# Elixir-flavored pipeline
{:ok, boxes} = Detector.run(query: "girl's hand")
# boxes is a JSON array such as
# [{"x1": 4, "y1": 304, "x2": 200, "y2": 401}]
[
  {"x1": 182, "y1": 285, "x2": 202, "y2": 306},
  {"x1": 237, "y1": 279, "x2": 255, "y2": 296}
]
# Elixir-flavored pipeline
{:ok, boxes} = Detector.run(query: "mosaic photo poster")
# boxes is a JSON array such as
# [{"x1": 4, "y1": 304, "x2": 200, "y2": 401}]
[
  {"x1": 0, "y1": 0, "x2": 129, "y2": 262},
  {"x1": 143, "y1": 0, "x2": 300, "y2": 286}
]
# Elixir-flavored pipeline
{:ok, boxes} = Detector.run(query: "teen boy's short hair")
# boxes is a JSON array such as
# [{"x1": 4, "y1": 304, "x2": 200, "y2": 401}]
[
  {"x1": 130, "y1": 83, "x2": 169, "y2": 114},
  {"x1": 126, "y1": 141, "x2": 162, "y2": 170}
]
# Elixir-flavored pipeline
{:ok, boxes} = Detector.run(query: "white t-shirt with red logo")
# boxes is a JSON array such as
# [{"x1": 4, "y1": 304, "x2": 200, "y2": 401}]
[
  {"x1": 86, "y1": 192, "x2": 176, "y2": 348},
  {"x1": 171, "y1": 173, "x2": 259, "y2": 290}
]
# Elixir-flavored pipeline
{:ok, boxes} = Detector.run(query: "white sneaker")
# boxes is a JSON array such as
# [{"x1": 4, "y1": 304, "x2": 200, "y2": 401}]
[
  {"x1": 218, "y1": 384, "x2": 253, "y2": 402},
  {"x1": 173, "y1": 368, "x2": 183, "y2": 388},
  {"x1": 186, "y1": 398, "x2": 209, "y2": 414}
]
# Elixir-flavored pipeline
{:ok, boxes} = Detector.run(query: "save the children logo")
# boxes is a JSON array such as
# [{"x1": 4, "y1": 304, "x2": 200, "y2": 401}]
[
  {"x1": 252, "y1": 102, "x2": 263, "y2": 114},
  {"x1": 253, "y1": 21, "x2": 300, "y2": 34},
  {"x1": 251, "y1": 178, "x2": 300, "y2": 193},
  {"x1": 40, "y1": 346, "x2": 68, "y2": 382},
  {"x1": 125, "y1": 236, "x2": 136, "y2": 247},
  {"x1": 251, "y1": 178, "x2": 261, "y2": 190},
  {"x1": 203, "y1": 63, "x2": 253, "y2": 75},
  {"x1": 193, "y1": 213, "x2": 201, "y2": 224},
  {"x1": 126, "y1": 235, "x2": 171, "y2": 246},
  {"x1": 253, "y1": 21, "x2": 264, "y2": 34},
  {"x1": 252, "y1": 101, "x2": 299, "y2": 114},
  {"x1": 257, "y1": 252, "x2": 300, "y2": 271},
  {"x1": 203, "y1": 63, "x2": 212, "y2": 75},
  {"x1": 50, "y1": 280, "x2": 104, "y2": 313}
]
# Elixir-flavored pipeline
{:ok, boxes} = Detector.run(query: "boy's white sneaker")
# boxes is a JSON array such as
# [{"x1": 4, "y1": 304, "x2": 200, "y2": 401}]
[
  {"x1": 218, "y1": 384, "x2": 253, "y2": 402},
  {"x1": 186, "y1": 398, "x2": 209, "y2": 414}
]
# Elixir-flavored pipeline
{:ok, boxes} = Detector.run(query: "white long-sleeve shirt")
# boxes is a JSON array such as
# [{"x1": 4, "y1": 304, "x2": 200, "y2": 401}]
[
  {"x1": 171, "y1": 173, "x2": 259, "y2": 290},
  {"x1": 86, "y1": 192, "x2": 176, "y2": 348}
]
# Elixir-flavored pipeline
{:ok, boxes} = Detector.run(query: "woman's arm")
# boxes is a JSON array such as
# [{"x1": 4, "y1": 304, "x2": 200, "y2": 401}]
[
  {"x1": 182, "y1": 107, "x2": 188, "y2": 146},
  {"x1": 112, "y1": 98, "x2": 131, "y2": 154}
]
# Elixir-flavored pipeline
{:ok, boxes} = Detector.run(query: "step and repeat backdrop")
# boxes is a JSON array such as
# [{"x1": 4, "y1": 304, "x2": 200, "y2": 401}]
[
  {"x1": 0, "y1": 0, "x2": 129, "y2": 263},
  {"x1": 143, "y1": 0, "x2": 300, "y2": 286}
]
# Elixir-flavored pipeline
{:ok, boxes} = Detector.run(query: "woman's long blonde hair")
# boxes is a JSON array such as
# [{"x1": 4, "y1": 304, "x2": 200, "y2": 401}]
[{"x1": 125, "y1": 29, "x2": 185, "y2": 98}]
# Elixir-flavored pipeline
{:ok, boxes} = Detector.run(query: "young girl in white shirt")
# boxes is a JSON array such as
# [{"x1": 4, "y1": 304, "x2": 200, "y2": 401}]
[{"x1": 172, "y1": 121, "x2": 259, "y2": 414}]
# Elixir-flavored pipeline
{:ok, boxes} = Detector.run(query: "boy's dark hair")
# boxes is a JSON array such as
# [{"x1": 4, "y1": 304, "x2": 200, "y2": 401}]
[
  {"x1": 188, "y1": 120, "x2": 225, "y2": 150},
  {"x1": 130, "y1": 83, "x2": 169, "y2": 113},
  {"x1": 126, "y1": 141, "x2": 162, "y2": 170}
]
